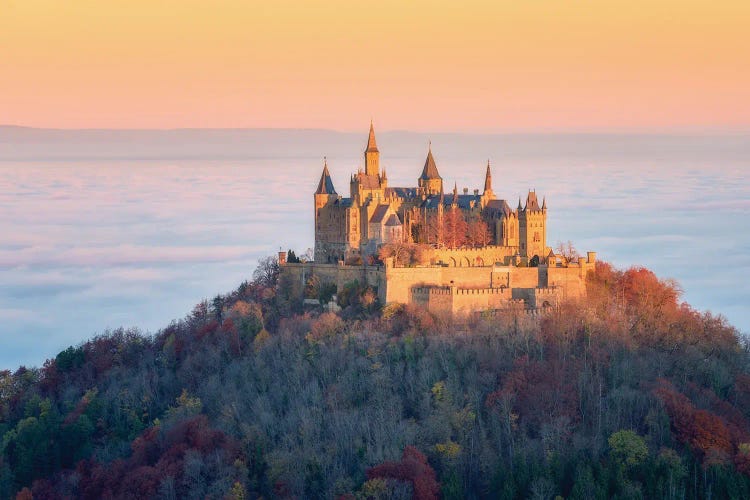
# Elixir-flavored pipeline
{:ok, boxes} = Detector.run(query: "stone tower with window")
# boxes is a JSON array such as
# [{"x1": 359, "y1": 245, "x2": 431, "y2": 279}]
[{"x1": 518, "y1": 191, "x2": 547, "y2": 260}]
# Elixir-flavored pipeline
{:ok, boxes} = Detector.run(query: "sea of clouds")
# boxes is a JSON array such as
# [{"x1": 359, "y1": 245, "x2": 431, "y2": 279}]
[{"x1": 0, "y1": 131, "x2": 748, "y2": 369}]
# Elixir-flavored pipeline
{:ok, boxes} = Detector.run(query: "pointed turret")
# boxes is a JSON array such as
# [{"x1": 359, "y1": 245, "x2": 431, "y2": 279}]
[
  {"x1": 517, "y1": 197, "x2": 523, "y2": 210},
  {"x1": 418, "y1": 142, "x2": 443, "y2": 195},
  {"x1": 542, "y1": 197, "x2": 547, "y2": 210},
  {"x1": 365, "y1": 120, "x2": 378, "y2": 153},
  {"x1": 364, "y1": 121, "x2": 380, "y2": 176},
  {"x1": 420, "y1": 143, "x2": 441, "y2": 181},
  {"x1": 315, "y1": 158, "x2": 336, "y2": 195},
  {"x1": 452, "y1": 181, "x2": 459, "y2": 205},
  {"x1": 483, "y1": 160, "x2": 492, "y2": 194}
]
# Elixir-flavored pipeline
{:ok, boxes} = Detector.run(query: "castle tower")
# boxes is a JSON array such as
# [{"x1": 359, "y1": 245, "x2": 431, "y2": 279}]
[
  {"x1": 518, "y1": 190, "x2": 547, "y2": 260},
  {"x1": 364, "y1": 120, "x2": 380, "y2": 176},
  {"x1": 418, "y1": 143, "x2": 443, "y2": 195},
  {"x1": 314, "y1": 158, "x2": 338, "y2": 261}
]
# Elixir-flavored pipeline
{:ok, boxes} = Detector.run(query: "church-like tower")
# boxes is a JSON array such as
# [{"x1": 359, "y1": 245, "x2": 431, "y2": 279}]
[
  {"x1": 518, "y1": 191, "x2": 547, "y2": 260},
  {"x1": 364, "y1": 120, "x2": 380, "y2": 176}
]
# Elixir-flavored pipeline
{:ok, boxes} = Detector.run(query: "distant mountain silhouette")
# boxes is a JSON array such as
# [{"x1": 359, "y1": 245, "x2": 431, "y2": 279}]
[{"x1": 2, "y1": 125, "x2": 748, "y2": 161}]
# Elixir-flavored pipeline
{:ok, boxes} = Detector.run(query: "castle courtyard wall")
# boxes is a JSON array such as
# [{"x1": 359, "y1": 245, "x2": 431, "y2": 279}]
[
  {"x1": 432, "y1": 246, "x2": 518, "y2": 267},
  {"x1": 280, "y1": 251, "x2": 596, "y2": 313}
]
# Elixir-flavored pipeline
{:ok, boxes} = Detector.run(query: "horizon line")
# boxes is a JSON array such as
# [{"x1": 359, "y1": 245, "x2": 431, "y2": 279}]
[{"x1": 3, "y1": 124, "x2": 750, "y2": 136}]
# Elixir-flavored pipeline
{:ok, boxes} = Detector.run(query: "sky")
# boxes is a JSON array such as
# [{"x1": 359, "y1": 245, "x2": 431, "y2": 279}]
[{"x1": 1, "y1": 0, "x2": 749, "y2": 131}]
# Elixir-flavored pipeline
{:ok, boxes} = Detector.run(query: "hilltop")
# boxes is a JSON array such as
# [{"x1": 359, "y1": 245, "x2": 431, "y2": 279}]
[{"x1": 1, "y1": 259, "x2": 749, "y2": 499}]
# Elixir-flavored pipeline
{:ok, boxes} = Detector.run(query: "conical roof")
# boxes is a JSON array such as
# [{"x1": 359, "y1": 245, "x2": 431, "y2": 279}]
[
  {"x1": 365, "y1": 120, "x2": 378, "y2": 153},
  {"x1": 420, "y1": 145, "x2": 441, "y2": 180},
  {"x1": 315, "y1": 160, "x2": 336, "y2": 195}
]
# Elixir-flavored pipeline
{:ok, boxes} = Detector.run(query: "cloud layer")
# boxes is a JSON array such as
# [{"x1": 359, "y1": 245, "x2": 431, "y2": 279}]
[{"x1": 1, "y1": 133, "x2": 748, "y2": 369}]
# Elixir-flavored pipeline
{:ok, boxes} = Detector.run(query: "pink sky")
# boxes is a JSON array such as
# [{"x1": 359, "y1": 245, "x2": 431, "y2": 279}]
[{"x1": 1, "y1": 1, "x2": 749, "y2": 131}]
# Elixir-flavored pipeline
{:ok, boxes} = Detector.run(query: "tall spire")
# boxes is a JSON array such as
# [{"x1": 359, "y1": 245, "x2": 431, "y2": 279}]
[
  {"x1": 484, "y1": 159, "x2": 492, "y2": 193},
  {"x1": 365, "y1": 119, "x2": 378, "y2": 153},
  {"x1": 364, "y1": 121, "x2": 380, "y2": 176},
  {"x1": 315, "y1": 157, "x2": 336, "y2": 195}
]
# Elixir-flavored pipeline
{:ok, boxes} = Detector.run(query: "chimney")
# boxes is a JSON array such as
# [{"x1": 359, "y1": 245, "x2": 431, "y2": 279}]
[
  {"x1": 463, "y1": 188, "x2": 468, "y2": 194},
  {"x1": 278, "y1": 251, "x2": 287, "y2": 265},
  {"x1": 474, "y1": 189, "x2": 479, "y2": 195}
]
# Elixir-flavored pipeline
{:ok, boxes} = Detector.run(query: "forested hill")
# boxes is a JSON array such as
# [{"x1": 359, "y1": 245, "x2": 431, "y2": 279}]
[{"x1": 1, "y1": 259, "x2": 749, "y2": 499}]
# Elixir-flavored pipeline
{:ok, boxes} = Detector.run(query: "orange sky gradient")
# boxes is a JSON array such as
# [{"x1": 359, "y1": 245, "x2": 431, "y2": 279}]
[{"x1": 1, "y1": 0, "x2": 749, "y2": 131}]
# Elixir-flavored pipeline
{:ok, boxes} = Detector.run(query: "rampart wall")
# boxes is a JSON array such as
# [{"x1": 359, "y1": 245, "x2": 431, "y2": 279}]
[
  {"x1": 432, "y1": 245, "x2": 518, "y2": 267},
  {"x1": 279, "y1": 251, "x2": 596, "y2": 313}
]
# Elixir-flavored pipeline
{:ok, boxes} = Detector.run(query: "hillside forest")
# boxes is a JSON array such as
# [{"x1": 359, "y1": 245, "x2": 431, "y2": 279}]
[{"x1": 1, "y1": 255, "x2": 749, "y2": 499}]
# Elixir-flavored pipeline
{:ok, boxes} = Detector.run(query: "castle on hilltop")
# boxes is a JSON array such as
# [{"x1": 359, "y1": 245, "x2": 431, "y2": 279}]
[
  {"x1": 314, "y1": 121, "x2": 547, "y2": 264},
  {"x1": 281, "y1": 122, "x2": 596, "y2": 315}
]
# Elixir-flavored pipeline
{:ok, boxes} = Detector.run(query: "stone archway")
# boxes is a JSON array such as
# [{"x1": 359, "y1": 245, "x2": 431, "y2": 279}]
[
  {"x1": 462, "y1": 256, "x2": 471, "y2": 267},
  {"x1": 449, "y1": 257, "x2": 457, "y2": 267}
]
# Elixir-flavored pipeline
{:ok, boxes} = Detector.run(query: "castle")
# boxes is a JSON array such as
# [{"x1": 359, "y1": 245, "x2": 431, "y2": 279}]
[{"x1": 281, "y1": 122, "x2": 596, "y2": 315}]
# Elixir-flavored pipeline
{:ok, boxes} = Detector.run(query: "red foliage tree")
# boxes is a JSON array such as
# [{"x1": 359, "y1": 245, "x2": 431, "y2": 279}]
[
  {"x1": 442, "y1": 207, "x2": 468, "y2": 249},
  {"x1": 33, "y1": 415, "x2": 243, "y2": 499},
  {"x1": 487, "y1": 355, "x2": 580, "y2": 431},
  {"x1": 366, "y1": 446, "x2": 440, "y2": 500},
  {"x1": 653, "y1": 380, "x2": 743, "y2": 469}
]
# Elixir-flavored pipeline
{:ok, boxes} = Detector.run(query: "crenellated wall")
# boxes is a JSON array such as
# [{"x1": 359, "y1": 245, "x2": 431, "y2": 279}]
[{"x1": 279, "y1": 251, "x2": 597, "y2": 314}]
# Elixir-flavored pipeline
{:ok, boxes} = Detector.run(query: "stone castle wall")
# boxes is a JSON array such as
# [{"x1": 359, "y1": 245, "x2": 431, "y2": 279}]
[
  {"x1": 280, "y1": 251, "x2": 596, "y2": 315},
  {"x1": 431, "y1": 245, "x2": 518, "y2": 267}
]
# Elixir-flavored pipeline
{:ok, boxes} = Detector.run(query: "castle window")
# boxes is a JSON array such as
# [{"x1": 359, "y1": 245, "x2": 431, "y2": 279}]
[{"x1": 533, "y1": 232, "x2": 540, "y2": 242}]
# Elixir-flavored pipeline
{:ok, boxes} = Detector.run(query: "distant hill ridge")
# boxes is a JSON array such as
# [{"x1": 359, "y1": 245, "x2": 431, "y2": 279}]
[{"x1": 1, "y1": 125, "x2": 748, "y2": 161}]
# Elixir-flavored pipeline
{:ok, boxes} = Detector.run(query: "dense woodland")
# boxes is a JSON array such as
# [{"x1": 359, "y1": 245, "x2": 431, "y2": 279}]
[{"x1": 1, "y1": 256, "x2": 749, "y2": 499}]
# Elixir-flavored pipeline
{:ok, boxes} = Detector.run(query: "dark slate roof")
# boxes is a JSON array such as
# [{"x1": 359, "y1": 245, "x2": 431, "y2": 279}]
[
  {"x1": 315, "y1": 164, "x2": 336, "y2": 195},
  {"x1": 419, "y1": 193, "x2": 483, "y2": 210},
  {"x1": 487, "y1": 199, "x2": 513, "y2": 216},
  {"x1": 385, "y1": 187, "x2": 419, "y2": 199},
  {"x1": 356, "y1": 173, "x2": 381, "y2": 189},
  {"x1": 334, "y1": 197, "x2": 353, "y2": 208},
  {"x1": 385, "y1": 213, "x2": 402, "y2": 226},
  {"x1": 454, "y1": 194, "x2": 481, "y2": 210},
  {"x1": 420, "y1": 194, "x2": 443, "y2": 209},
  {"x1": 419, "y1": 148, "x2": 442, "y2": 180},
  {"x1": 370, "y1": 204, "x2": 390, "y2": 223}
]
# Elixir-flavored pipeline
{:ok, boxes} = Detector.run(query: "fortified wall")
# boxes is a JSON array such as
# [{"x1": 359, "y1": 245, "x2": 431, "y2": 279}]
[{"x1": 279, "y1": 251, "x2": 597, "y2": 315}]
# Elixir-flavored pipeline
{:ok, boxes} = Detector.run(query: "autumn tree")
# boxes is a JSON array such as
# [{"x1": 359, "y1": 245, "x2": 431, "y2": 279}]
[
  {"x1": 367, "y1": 446, "x2": 440, "y2": 500},
  {"x1": 466, "y1": 218, "x2": 490, "y2": 247},
  {"x1": 442, "y1": 207, "x2": 467, "y2": 249}
]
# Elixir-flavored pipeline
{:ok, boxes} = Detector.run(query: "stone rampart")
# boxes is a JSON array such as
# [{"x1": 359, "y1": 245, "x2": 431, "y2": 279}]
[
  {"x1": 279, "y1": 250, "x2": 596, "y2": 313},
  {"x1": 432, "y1": 245, "x2": 518, "y2": 267}
]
